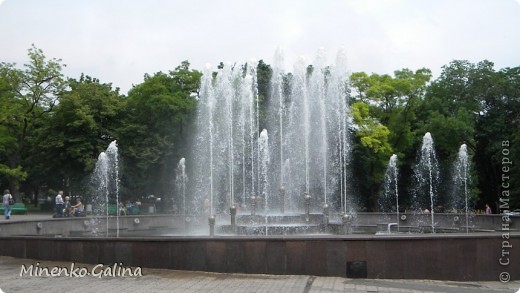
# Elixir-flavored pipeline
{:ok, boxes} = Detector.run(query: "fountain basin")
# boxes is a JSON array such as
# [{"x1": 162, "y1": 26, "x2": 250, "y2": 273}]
[
  {"x1": 219, "y1": 223, "x2": 324, "y2": 235},
  {"x1": 0, "y1": 213, "x2": 519, "y2": 281},
  {"x1": 0, "y1": 213, "x2": 516, "y2": 237},
  {"x1": 1, "y1": 231, "x2": 519, "y2": 281}
]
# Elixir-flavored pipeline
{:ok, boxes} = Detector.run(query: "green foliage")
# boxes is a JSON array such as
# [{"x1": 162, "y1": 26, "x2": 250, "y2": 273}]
[
  {"x1": 416, "y1": 60, "x2": 481, "y2": 156},
  {"x1": 0, "y1": 45, "x2": 67, "y2": 197},
  {"x1": 256, "y1": 60, "x2": 272, "y2": 131},
  {"x1": 27, "y1": 75, "x2": 125, "y2": 193},
  {"x1": 0, "y1": 164, "x2": 27, "y2": 181},
  {"x1": 118, "y1": 61, "x2": 201, "y2": 197},
  {"x1": 350, "y1": 102, "x2": 392, "y2": 209},
  {"x1": 351, "y1": 68, "x2": 431, "y2": 155},
  {"x1": 349, "y1": 68, "x2": 431, "y2": 209},
  {"x1": 0, "y1": 46, "x2": 517, "y2": 210},
  {"x1": 416, "y1": 60, "x2": 520, "y2": 209},
  {"x1": 352, "y1": 102, "x2": 392, "y2": 155},
  {"x1": 473, "y1": 66, "x2": 520, "y2": 208}
]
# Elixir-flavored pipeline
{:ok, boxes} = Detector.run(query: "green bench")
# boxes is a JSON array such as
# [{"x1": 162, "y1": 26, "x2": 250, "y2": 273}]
[
  {"x1": 0, "y1": 203, "x2": 28, "y2": 214},
  {"x1": 108, "y1": 203, "x2": 118, "y2": 216},
  {"x1": 107, "y1": 203, "x2": 140, "y2": 215}
]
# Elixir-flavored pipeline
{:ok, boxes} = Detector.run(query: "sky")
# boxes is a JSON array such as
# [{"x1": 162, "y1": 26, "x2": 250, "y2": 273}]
[{"x1": 1, "y1": 0, "x2": 519, "y2": 94}]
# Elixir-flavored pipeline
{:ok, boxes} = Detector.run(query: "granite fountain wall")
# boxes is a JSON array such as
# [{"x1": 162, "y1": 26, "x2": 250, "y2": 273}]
[{"x1": 0, "y1": 214, "x2": 518, "y2": 281}]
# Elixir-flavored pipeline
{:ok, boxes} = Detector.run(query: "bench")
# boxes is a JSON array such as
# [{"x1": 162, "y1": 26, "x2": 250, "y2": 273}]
[
  {"x1": 107, "y1": 203, "x2": 140, "y2": 215},
  {"x1": 108, "y1": 203, "x2": 118, "y2": 216},
  {"x1": 0, "y1": 203, "x2": 28, "y2": 214}
]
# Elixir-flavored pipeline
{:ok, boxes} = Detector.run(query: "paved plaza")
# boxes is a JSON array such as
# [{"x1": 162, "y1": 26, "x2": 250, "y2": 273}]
[
  {"x1": 0, "y1": 256, "x2": 518, "y2": 293},
  {"x1": 0, "y1": 213, "x2": 519, "y2": 293}
]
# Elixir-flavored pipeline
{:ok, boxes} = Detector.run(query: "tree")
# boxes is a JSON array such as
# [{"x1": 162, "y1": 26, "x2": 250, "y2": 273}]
[
  {"x1": 350, "y1": 101, "x2": 393, "y2": 209},
  {"x1": 256, "y1": 60, "x2": 272, "y2": 131},
  {"x1": 349, "y1": 68, "x2": 431, "y2": 210},
  {"x1": 118, "y1": 61, "x2": 201, "y2": 200},
  {"x1": 351, "y1": 102, "x2": 392, "y2": 156},
  {"x1": 473, "y1": 66, "x2": 520, "y2": 208},
  {"x1": 0, "y1": 45, "x2": 66, "y2": 198},
  {"x1": 27, "y1": 75, "x2": 125, "y2": 196},
  {"x1": 417, "y1": 60, "x2": 520, "y2": 209},
  {"x1": 351, "y1": 68, "x2": 431, "y2": 155},
  {"x1": 0, "y1": 68, "x2": 27, "y2": 192},
  {"x1": 416, "y1": 60, "x2": 483, "y2": 158}
]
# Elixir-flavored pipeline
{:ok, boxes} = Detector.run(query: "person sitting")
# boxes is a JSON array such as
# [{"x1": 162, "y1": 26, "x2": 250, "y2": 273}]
[
  {"x1": 63, "y1": 196, "x2": 72, "y2": 217},
  {"x1": 119, "y1": 201, "x2": 127, "y2": 216},
  {"x1": 71, "y1": 198, "x2": 84, "y2": 217}
]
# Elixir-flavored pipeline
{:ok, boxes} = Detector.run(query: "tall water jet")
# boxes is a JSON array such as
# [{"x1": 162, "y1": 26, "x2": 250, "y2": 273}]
[
  {"x1": 271, "y1": 48, "x2": 286, "y2": 211},
  {"x1": 227, "y1": 72, "x2": 235, "y2": 208},
  {"x1": 296, "y1": 57, "x2": 311, "y2": 195},
  {"x1": 259, "y1": 129, "x2": 270, "y2": 234},
  {"x1": 90, "y1": 152, "x2": 109, "y2": 236},
  {"x1": 245, "y1": 62, "x2": 259, "y2": 210},
  {"x1": 283, "y1": 48, "x2": 350, "y2": 212},
  {"x1": 192, "y1": 48, "x2": 351, "y2": 221},
  {"x1": 239, "y1": 72, "x2": 254, "y2": 207},
  {"x1": 194, "y1": 61, "x2": 260, "y2": 217},
  {"x1": 105, "y1": 141, "x2": 119, "y2": 237},
  {"x1": 176, "y1": 158, "x2": 188, "y2": 224},
  {"x1": 453, "y1": 144, "x2": 471, "y2": 232},
  {"x1": 413, "y1": 132, "x2": 440, "y2": 232},
  {"x1": 88, "y1": 140, "x2": 119, "y2": 237},
  {"x1": 214, "y1": 64, "x2": 235, "y2": 210},
  {"x1": 250, "y1": 63, "x2": 259, "y2": 210},
  {"x1": 311, "y1": 48, "x2": 328, "y2": 205},
  {"x1": 381, "y1": 154, "x2": 399, "y2": 231},
  {"x1": 195, "y1": 64, "x2": 216, "y2": 217},
  {"x1": 331, "y1": 48, "x2": 350, "y2": 214}
]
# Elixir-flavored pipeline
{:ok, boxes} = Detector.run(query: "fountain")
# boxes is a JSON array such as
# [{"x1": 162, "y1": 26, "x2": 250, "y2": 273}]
[
  {"x1": 106, "y1": 141, "x2": 119, "y2": 237},
  {"x1": 193, "y1": 62, "x2": 258, "y2": 217},
  {"x1": 380, "y1": 154, "x2": 399, "y2": 232},
  {"x1": 87, "y1": 140, "x2": 120, "y2": 236},
  {"x1": 259, "y1": 129, "x2": 270, "y2": 235},
  {"x1": 175, "y1": 157, "x2": 188, "y2": 229},
  {"x1": 89, "y1": 152, "x2": 109, "y2": 235},
  {"x1": 190, "y1": 48, "x2": 352, "y2": 236},
  {"x1": 452, "y1": 144, "x2": 471, "y2": 232},
  {"x1": 413, "y1": 133, "x2": 440, "y2": 233},
  {"x1": 1, "y1": 50, "x2": 518, "y2": 282},
  {"x1": 271, "y1": 48, "x2": 286, "y2": 212}
]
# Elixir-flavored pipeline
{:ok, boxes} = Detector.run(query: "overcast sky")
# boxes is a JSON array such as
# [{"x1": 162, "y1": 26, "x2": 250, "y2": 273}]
[{"x1": 1, "y1": 0, "x2": 519, "y2": 93}]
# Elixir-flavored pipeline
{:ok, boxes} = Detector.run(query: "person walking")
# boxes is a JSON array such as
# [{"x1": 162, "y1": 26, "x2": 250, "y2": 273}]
[
  {"x1": 55, "y1": 190, "x2": 64, "y2": 218},
  {"x1": 2, "y1": 189, "x2": 13, "y2": 220}
]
